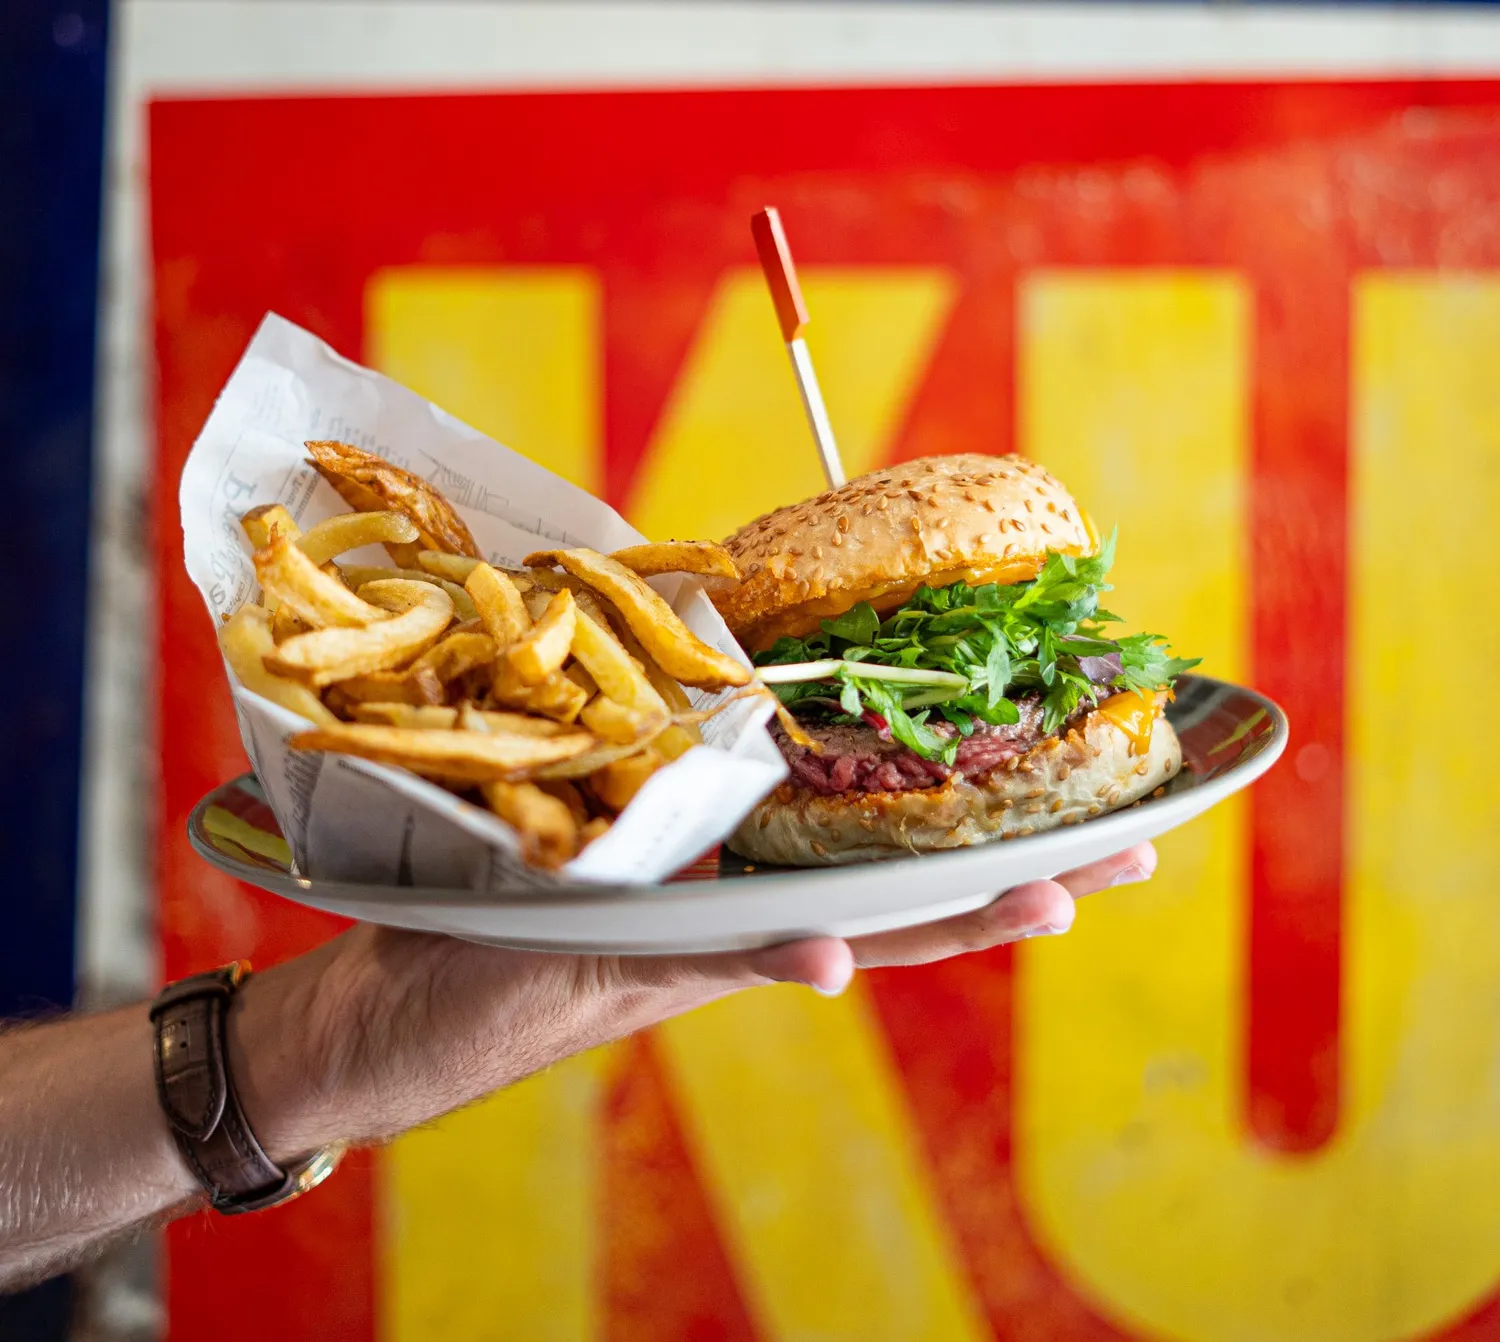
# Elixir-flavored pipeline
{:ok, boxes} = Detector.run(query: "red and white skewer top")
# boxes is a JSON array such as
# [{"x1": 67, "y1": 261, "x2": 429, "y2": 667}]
[{"x1": 750, "y1": 207, "x2": 846, "y2": 489}]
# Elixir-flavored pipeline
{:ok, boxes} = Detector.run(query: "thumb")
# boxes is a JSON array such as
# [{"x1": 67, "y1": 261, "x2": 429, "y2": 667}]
[
  {"x1": 744, "y1": 938, "x2": 857, "y2": 997},
  {"x1": 624, "y1": 937, "x2": 857, "y2": 1000}
]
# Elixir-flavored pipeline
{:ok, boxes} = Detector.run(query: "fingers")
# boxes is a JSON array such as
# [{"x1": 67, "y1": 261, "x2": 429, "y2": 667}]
[
  {"x1": 606, "y1": 937, "x2": 856, "y2": 1000},
  {"x1": 846, "y1": 879, "x2": 1075, "y2": 968},
  {"x1": 1053, "y1": 841, "x2": 1157, "y2": 898},
  {"x1": 608, "y1": 842, "x2": 1158, "y2": 1001}
]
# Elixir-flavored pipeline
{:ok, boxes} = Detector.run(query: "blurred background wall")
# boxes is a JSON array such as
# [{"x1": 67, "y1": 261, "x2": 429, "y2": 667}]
[{"x1": 5, "y1": 1, "x2": 1500, "y2": 1339}]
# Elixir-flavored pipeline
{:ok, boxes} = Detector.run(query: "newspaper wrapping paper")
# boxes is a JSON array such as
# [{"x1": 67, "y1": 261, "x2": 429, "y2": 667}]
[{"x1": 181, "y1": 313, "x2": 787, "y2": 890}]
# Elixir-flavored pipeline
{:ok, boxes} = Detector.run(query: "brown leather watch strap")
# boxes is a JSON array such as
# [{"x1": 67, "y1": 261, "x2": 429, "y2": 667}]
[{"x1": 150, "y1": 963, "x2": 340, "y2": 1215}]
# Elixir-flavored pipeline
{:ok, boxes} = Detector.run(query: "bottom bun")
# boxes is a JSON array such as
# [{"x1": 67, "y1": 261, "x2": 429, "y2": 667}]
[{"x1": 727, "y1": 708, "x2": 1183, "y2": 867}]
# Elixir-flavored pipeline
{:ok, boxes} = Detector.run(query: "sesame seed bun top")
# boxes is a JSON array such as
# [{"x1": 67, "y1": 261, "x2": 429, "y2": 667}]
[{"x1": 714, "y1": 454, "x2": 1096, "y2": 653}]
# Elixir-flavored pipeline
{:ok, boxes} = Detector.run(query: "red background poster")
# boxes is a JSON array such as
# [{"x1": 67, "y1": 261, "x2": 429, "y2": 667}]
[{"x1": 151, "y1": 81, "x2": 1500, "y2": 1340}]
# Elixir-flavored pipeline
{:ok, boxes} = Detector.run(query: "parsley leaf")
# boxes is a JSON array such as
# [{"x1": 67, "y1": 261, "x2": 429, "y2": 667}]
[{"x1": 755, "y1": 527, "x2": 1198, "y2": 761}]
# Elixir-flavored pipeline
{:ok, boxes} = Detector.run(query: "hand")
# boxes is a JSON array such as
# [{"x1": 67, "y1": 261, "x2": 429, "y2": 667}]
[{"x1": 231, "y1": 842, "x2": 1156, "y2": 1159}]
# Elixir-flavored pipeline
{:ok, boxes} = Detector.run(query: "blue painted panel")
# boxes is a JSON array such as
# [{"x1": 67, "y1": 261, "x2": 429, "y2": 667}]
[{"x1": 0, "y1": 0, "x2": 107, "y2": 1333}]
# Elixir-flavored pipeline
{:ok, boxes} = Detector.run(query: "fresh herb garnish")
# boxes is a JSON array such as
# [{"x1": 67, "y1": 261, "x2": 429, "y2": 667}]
[{"x1": 753, "y1": 529, "x2": 1198, "y2": 759}]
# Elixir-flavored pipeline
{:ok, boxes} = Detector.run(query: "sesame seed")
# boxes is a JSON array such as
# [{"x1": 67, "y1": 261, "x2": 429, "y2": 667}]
[
  {"x1": 811, "y1": 840, "x2": 829, "y2": 857},
  {"x1": 1050, "y1": 798, "x2": 1064, "y2": 813},
  {"x1": 1025, "y1": 787, "x2": 1046, "y2": 798}
]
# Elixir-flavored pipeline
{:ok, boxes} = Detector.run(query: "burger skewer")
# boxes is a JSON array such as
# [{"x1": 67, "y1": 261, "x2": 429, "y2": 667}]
[{"x1": 750, "y1": 206, "x2": 846, "y2": 489}]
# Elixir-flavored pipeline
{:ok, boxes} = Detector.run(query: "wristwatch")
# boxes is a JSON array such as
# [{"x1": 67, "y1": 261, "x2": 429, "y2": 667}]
[{"x1": 150, "y1": 962, "x2": 343, "y2": 1215}]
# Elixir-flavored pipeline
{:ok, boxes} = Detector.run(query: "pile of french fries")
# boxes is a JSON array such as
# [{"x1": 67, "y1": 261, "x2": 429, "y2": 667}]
[{"x1": 216, "y1": 441, "x2": 751, "y2": 869}]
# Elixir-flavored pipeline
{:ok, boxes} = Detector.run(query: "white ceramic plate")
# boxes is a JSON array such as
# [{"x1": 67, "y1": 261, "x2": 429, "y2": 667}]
[{"x1": 188, "y1": 674, "x2": 1285, "y2": 955}]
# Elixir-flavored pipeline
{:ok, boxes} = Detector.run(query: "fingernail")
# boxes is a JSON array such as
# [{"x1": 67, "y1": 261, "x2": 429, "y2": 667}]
[
  {"x1": 1022, "y1": 923, "x2": 1072, "y2": 940},
  {"x1": 811, "y1": 967, "x2": 855, "y2": 997},
  {"x1": 1112, "y1": 863, "x2": 1153, "y2": 888}
]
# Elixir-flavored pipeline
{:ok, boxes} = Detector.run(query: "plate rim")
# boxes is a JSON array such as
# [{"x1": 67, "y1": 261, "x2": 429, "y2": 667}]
[{"x1": 187, "y1": 673, "x2": 1288, "y2": 914}]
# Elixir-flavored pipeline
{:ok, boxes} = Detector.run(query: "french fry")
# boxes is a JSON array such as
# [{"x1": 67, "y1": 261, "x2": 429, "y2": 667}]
[
  {"x1": 217, "y1": 605, "x2": 338, "y2": 725},
  {"x1": 609, "y1": 541, "x2": 740, "y2": 582},
  {"x1": 505, "y1": 588, "x2": 576, "y2": 687},
  {"x1": 410, "y1": 631, "x2": 497, "y2": 686},
  {"x1": 521, "y1": 587, "x2": 553, "y2": 622},
  {"x1": 531, "y1": 739, "x2": 656, "y2": 781},
  {"x1": 306, "y1": 440, "x2": 481, "y2": 558},
  {"x1": 255, "y1": 535, "x2": 386, "y2": 629},
  {"x1": 563, "y1": 662, "x2": 597, "y2": 697},
  {"x1": 308, "y1": 465, "x2": 424, "y2": 567},
  {"x1": 271, "y1": 605, "x2": 311, "y2": 643},
  {"x1": 466, "y1": 706, "x2": 577, "y2": 736},
  {"x1": 466, "y1": 562, "x2": 532, "y2": 646},
  {"x1": 325, "y1": 670, "x2": 426, "y2": 707},
  {"x1": 296, "y1": 510, "x2": 421, "y2": 567},
  {"x1": 490, "y1": 660, "x2": 589, "y2": 723},
  {"x1": 352, "y1": 702, "x2": 575, "y2": 736},
  {"x1": 609, "y1": 620, "x2": 703, "y2": 746},
  {"x1": 537, "y1": 779, "x2": 589, "y2": 825},
  {"x1": 650, "y1": 724, "x2": 700, "y2": 762},
  {"x1": 417, "y1": 550, "x2": 483, "y2": 584},
  {"x1": 527, "y1": 568, "x2": 610, "y2": 623},
  {"x1": 523, "y1": 547, "x2": 749, "y2": 689},
  {"x1": 241, "y1": 503, "x2": 301, "y2": 548},
  {"x1": 340, "y1": 566, "x2": 477, "y2": 621},
  {"x1": 578, "y1": 817, "x2": 612, "y2": 849},
  {"x1": 288, "y1": 722, "x2": 594, "y2": 783},
  {"x1": 265, "y1": 580, "x2": 453, "y2": 687},
  {"x1": 590, "y1": 749, "x2": 665, "y2": 812},
  {"x1": 351, "y1": 703, "x2": 460, "y2": 729},
  {"x1": 569, "y1": 608, "x2": 670, "y2": 719},
  {"x1": 479, "y1": 781, "x2": 579, "y2": 869},
  {"x1": 580, "y1": 693, "x2": 664, "y2": 745}
]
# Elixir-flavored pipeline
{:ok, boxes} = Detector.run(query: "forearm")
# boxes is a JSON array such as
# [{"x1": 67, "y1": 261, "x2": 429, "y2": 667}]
[
  {"x1": 0, "y1": 926, "x2": 712, "y2": 1292},
  {"x1": 0, "y1": 1006, "x2": 197, "y2": 1291}
]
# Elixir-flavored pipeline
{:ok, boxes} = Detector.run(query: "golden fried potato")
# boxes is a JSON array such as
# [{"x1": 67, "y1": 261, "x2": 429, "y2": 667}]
[
  {"x1": 306, "y1": 440, "x2": 480, "y2": 560},
  {"x1": 479, "y1": 781, "x2": 579, "y2": 869},
  {"x1": 288, "y1": 722, "x2": 593, "y2": 784},
  {"x1": 505, "y1": 589, "x2": 576, "y2": 687},
  {"x1": 264, "y1": 580, "x2": 452, "y2": 687},
  {"x1": 609, "y1": 541, "x2": 740, "y2": 582},
  {"x1": 254, "y1": 534, "x2": 385, "y2": 629},
  {"x1": 217, "y1": 605, "x2": 338, "y2": 725},
  {"x1": 523, "y1": 547, "x2": 749, "y2": 689}
]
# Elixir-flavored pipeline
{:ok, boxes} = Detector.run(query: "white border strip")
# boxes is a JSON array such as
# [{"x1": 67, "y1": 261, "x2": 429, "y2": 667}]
[{"x1": 122, "y1": 1, "x2": 1500, "y2": 92}]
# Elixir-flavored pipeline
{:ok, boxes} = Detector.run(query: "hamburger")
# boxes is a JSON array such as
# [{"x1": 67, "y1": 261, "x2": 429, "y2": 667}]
[{"x1": 714, "y1": 454, "x2": 1197, "y2": 866}]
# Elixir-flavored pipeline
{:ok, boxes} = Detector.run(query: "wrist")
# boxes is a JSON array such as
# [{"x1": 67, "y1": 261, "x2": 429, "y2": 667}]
[{"x1": 225, "y1": 949, "x2": 345, "y2": 1163}]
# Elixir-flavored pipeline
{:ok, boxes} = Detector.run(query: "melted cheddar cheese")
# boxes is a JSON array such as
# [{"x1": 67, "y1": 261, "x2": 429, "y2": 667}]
[{"x1": 1094, "y1": 688, "x2": 1166, "y2": 757}]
